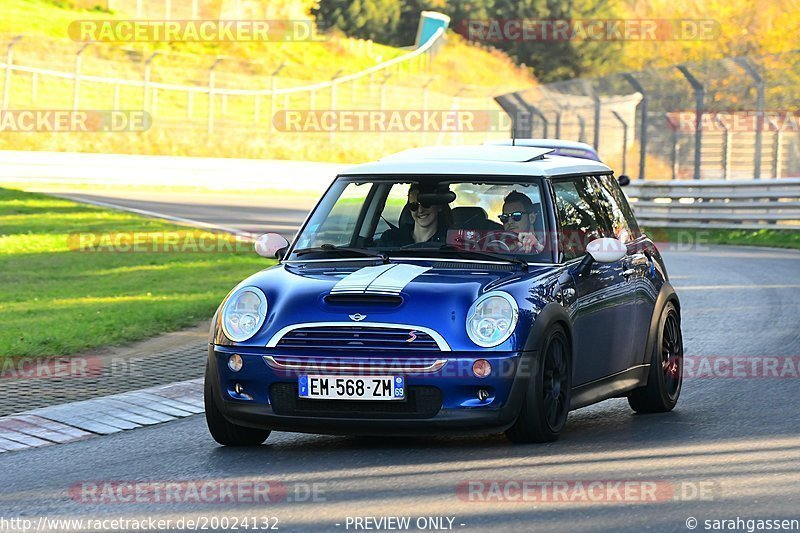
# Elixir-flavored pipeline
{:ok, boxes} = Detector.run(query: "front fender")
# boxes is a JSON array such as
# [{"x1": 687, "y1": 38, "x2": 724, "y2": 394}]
[{"x1": 641, "y1": 282, "x2": 680, "y2": 366}]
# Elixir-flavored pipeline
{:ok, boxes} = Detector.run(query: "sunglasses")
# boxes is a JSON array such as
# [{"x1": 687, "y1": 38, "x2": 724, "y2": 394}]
[
  {"x1": 498, "y1": 211, "x2": 530, "y2": 223},
  {"x1": 409, "y1": 201, "x2": 432, "y2": 211}
]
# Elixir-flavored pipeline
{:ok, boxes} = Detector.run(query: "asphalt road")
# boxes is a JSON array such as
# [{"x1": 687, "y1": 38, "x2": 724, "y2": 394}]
[{"x1": 2, "y1": 191, "x2": 800, "y2": 532}]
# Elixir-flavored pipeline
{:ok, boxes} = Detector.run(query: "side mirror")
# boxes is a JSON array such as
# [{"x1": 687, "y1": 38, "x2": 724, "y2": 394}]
[
  {"x1": 255, "y1": 233, "x2": 289, "y2": 260},
  {"x1": 617, "y1": 174, "x2": 631, "y2": 187},
  {"x1": 574, "y1": 237, "x2": 626, "y2": 276}
]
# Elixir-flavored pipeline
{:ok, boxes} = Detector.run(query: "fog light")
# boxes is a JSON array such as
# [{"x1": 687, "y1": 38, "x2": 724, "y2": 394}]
[
  {"x1": 472, "y1": 359, "x2": 492, "y2": 378},
  {"x1": 477, "y1": 389, "x2": 490, "y2": 401},
  {"x1": 234, "y1": 382, "x2": 244, "y2": 394},
  {"x1": 228, "y1": 354, "x2": 243, "y2": 372}
]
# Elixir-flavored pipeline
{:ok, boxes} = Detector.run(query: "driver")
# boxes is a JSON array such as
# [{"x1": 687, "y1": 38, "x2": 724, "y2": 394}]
[
  {"x1": 378, "y1": 184, "x2": 451, "y2": 247},
  {"x1": 499, "y1": 191, "x2": 545, "y2": 254}
]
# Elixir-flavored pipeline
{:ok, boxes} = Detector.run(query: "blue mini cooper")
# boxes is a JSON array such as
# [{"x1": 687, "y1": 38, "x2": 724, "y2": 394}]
[{"x1": 205, "y1": 145, "x2": 683, "y2": 445}]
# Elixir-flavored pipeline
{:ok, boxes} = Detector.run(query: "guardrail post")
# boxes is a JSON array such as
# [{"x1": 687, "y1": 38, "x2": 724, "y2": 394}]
[
  {"x1": 268, "y1": 62, "x2": 285, "y2": 135},
  {"x1": 622, "y1": 73, "x2": 648, "y2": 180},
  {"x1": 676, "y1": 65, "x2": 704, "y2": 180},
  {"x1": 611, "y1": 110, "x2": 628, "y2": 177},
  {"x1": 207, "y1": 57, "x2": 223, "y2": 135},
  {"x1": 143, "y1": 52, "x2": 159, "y2": 113},
  {"x1": 73, "y1": 43, "x2": 91, "y2": 112},
  {"x1": 734, "y1": 58, "x2": 765, "y2": 180}
]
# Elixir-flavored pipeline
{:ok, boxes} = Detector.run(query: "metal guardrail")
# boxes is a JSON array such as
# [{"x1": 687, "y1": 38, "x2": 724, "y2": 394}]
[{"x1": 625, "y1": 178, "x2": 800, "y2": 230}]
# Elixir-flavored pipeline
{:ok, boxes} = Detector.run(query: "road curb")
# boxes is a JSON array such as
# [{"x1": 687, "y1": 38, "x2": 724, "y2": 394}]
[{"x1": 0, "y1": 379, "x2": 204, "y2": 453}]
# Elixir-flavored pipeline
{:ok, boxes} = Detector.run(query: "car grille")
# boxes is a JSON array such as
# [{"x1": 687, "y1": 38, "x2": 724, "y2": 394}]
[
  {"x1": 269, "y1": 383, "x2": 442, "y2": 419},
  {"x1": 275, "y1": 326, "x2": 441, "y2": 352}
]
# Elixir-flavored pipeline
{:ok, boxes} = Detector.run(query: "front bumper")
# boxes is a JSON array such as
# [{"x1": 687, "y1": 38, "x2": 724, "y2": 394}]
[{"x1": 206, "y1": 344, "x2": 534, "y2": 436}]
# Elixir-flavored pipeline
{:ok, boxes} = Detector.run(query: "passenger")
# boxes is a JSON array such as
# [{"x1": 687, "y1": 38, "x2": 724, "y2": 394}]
[
  {"x1": 379, "y1": 184, "x2": 451, "y2": 247},
  {"x1": 499, "y1": 191, "x2": 545, "y2": 253}
]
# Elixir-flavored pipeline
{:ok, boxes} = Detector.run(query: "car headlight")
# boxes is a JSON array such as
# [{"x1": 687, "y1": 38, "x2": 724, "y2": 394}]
[
  {"x1": 466, "y1": 292, "x2": 519, "y2": 348},
  {"x1": 221, "y1": 286, "x2": 267, "y2": 342}
]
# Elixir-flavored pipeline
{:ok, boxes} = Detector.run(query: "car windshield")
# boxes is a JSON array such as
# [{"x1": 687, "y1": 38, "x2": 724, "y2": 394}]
[{"x1": 288, "y1": 177, "x2": 553, "y2": 263}]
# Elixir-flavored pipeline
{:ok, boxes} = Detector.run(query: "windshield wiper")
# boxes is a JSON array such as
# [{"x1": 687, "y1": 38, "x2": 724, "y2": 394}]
[
  {"x1": 387, "y1": 245, "x2": 528, "y2": 270},
  {"x1": 294, "y1": 244, "x2": 388, "y2": 262}
]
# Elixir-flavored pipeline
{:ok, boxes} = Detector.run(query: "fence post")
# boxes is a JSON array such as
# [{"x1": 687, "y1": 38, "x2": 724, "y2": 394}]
[
  {"x1": 671, "y1": 128, "x2": 679, "y2": 180},
  {"x1": 734, "y1": 58, "x2": 765, "y2": 180},
  {"x1": 187, "y1": 91, "x2": 193, "y2": 119},
  {"x1": 379, "y1": 73, "x2": 392, "y2": 111},
  {"x1": 143, "y1": 52, "x2": 159, "y2": 113},
  {"x1": 676, "y1": 65, "x2": 704, "y2": 180},
  {"x1": 577, "y1": 114, "x2": 586, "y2": 144},
  {"x1": 73, "y1": 43, "x2": 91, "y2": 112},
  {"x1": 611, "y1": 110, "x2": 628, "y2": 177},
  {"x1": 329, "y1": 69, "x2": 343, "y2": 145},
  {"x1": 207, "y1": 57, "x2": 223, "y2": 135},
  {"x1": 191, "y1": 0, "x2": 198, "y2": 18},
  {"x1": 523, "y1": 101, "x2": 548, "y2": 138},
  {"x1": 112, "y1": 83, "x2": 119, "y2": 110},
  {"x1": 31, "y1": 72, "x2": 38, "y2": 104},
  {"x1": 268, "y1": 62, "x2": 286, "y2": 134},
  {"x1": 582, "y1": 81, "x2": 601, "y2": 150},
  {"x1": 773, "y1": 129, "x2": 783, "y2": 179},
  {"x1": 715, "y1": 116, "x2": 731, "y2": 180},
  {"x1": 622, "y1": 73, "x2": 648, "y2": 180}
]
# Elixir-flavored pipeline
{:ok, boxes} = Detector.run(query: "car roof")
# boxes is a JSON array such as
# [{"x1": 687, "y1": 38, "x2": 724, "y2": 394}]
[{"x1": 339, "y1": 145, "x2": 611, "y2": 178}]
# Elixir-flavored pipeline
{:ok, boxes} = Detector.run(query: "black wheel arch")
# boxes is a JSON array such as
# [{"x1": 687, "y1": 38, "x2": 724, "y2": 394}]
[{"x1": 641, "y1": 282, "x2": 681, "y2": 367}]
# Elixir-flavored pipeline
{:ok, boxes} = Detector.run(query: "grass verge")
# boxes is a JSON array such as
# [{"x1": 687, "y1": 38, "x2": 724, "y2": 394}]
[
  {"x1": 646, "y1": 227, "x2": 800, "y2": 250},
  {"x1": 0, "y1": 187, "x2": 271, "y2": 358}
]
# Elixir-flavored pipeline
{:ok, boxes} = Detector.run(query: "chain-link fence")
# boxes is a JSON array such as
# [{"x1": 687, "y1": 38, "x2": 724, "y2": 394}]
[
  {"x1": 0, "y1": 29, "x2": 515, "y2": 160},
  {"x1": 498, "y1": 51, "x2": 800, "y2": 180}
]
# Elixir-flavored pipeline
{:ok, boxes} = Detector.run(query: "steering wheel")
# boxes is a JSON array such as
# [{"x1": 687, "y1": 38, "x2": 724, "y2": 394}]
[{"x1": 476, "y1": 231, "x2": 519, "y2": 253}]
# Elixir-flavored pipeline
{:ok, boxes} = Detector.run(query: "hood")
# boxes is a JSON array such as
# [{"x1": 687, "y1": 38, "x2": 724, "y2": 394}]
[{"x1": 213, "y1": 260, "x2": 557, "y2": 351}]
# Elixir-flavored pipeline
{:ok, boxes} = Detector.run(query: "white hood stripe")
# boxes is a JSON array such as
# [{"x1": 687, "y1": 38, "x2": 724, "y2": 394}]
[{"x1": 331, "y1": 264, "x2": 431, "y2": 294}]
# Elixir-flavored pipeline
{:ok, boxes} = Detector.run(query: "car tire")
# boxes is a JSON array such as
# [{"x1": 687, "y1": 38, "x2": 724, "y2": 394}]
[
  {"x1": 506, "y1": 324, "x2": 571, "y2": 443},
  {"x1": 628, "y1": 301, "x2": 683, "y2": 413},
  {"x1": 204, "y1": 365, "x2": 271, "y2": 446}
]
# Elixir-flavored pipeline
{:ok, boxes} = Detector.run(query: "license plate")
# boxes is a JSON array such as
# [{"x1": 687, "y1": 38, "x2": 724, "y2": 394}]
[{"x1": 298, "y1": 375, "x2": 405, "y2": 401}]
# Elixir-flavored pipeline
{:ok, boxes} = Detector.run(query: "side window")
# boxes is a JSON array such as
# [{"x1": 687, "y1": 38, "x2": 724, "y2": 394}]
[
  {"x1": 598, "y1": 175, "x2": 640, "y2": 241},
  {"x1": 552, "y1": 177, "x2": 607, "y2": 261}
]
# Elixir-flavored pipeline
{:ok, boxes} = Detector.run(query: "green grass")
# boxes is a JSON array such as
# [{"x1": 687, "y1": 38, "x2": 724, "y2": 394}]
[
  {"x1": 0, "y1": 187, "x2": 271, "y2": 358},
  {"x1": 645, "y1": 227, "x2": 800, "y2": 250}
]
